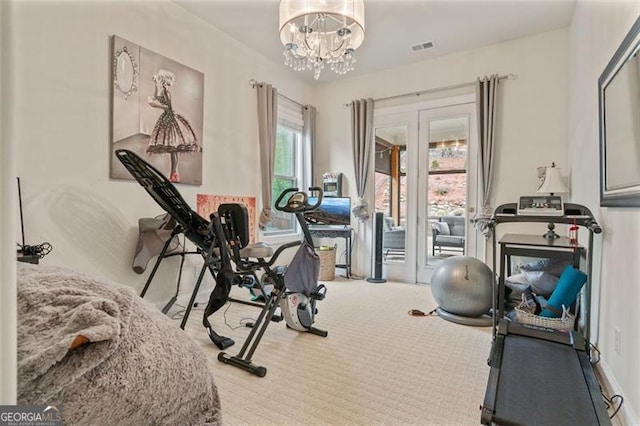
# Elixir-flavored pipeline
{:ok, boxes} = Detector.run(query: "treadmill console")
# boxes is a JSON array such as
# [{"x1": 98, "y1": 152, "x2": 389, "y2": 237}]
[{"x1": 517, "y1": 195, "x2": 564, "y2": 216}]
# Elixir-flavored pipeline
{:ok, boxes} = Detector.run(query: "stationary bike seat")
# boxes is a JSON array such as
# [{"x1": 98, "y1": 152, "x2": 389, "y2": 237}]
[{"x1": 239, "y1": 242, "x2": 274, "y2": 259}]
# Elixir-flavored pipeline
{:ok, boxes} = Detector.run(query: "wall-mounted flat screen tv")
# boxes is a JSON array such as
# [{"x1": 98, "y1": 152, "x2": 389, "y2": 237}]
[{"x1": 304, "y1": 197, "x2": 351, "y2": 226}]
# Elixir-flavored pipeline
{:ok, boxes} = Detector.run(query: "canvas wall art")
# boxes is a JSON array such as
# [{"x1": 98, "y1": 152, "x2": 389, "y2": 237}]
[
  {"x1": 197, "y1": 194, "x2": 257, "y2": 244},
  {"x1": 110, "y1": 35, "x2": 204, "y2": 185}
]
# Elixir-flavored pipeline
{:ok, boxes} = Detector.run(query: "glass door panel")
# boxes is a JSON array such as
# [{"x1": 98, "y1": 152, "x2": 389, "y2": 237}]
[
  {"x1": 373, "y1": 119, "x2": 413, "y2": 282},
  {"x1": 417, "y1": 104, "x2": 477, "y2": 283}
]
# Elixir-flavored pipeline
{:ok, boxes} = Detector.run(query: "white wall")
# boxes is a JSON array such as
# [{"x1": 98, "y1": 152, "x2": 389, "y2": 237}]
[
  {"x1": 315, "y1": 29, "x2": 570, "y2": 277},
  {"x1": 569, "y1": 1, "x2": 640, "y2": 422},
  {"x1": 0, "y1": 0, "x2": 17, "y2": 406},
  {"x1": 6, "y1": 0, "x2": 312, "y2": 306}
]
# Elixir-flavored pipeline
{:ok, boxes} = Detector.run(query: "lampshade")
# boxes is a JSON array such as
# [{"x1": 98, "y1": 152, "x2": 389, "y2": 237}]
[
  {"x1": 538, "y1": 163, "x2": 568, "y2": 195},
  {"x1": 279, "y1": 0, "x2": 365, "y2": 79}
]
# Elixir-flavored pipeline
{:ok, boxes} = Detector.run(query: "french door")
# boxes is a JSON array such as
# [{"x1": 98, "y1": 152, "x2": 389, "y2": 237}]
[
  {"x1": 373, "y1": 96, "x2": 479, "y2": 283},
  {"x1": 416, "y1": 102, "x2": 478, "y2": 283},
  {"x1": 372, "y1": 112, "x2": 418, "y2": 282}
]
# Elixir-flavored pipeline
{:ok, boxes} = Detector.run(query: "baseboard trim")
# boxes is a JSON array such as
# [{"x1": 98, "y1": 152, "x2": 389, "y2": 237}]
[{"x1": 596, "y1": 357, "x2": 639, "y2": 425}]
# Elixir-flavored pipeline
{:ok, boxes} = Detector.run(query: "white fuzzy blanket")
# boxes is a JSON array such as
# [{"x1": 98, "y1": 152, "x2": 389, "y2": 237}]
[{"x1": 17, "y1": 263, "x2": 222, "y2": 425}]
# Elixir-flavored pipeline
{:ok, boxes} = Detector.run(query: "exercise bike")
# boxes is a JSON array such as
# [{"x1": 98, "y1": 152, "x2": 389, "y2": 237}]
[
  {"x1": 269, "y1": 187, "x2": 327, "y2": 336},
  {"x1": 114, "y1": 149, "x2": 326, "y2": 368},
  {"x1": 217, "y1": 187, "x2": 328, "y2": 376}
]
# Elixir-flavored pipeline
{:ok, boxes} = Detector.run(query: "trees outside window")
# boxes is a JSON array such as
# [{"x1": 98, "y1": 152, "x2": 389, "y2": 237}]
[{"x1": 265, "y1": 124, "x2": 303, "y2": 235}]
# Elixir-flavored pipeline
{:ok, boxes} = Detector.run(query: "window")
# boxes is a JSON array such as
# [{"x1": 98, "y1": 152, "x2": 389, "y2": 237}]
[
  {"x1": 264, "y1": 97, "x2": 308, "y2": 236},
  {"x1": 266, "y1": 125, "x2": 300, "y2": 235}
]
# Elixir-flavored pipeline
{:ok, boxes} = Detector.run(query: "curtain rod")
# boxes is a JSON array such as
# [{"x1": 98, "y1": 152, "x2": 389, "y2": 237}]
[
  {"x1": 343, "y1": 73, "x2": 516, "y2": 107},
  {"x1": 249, "y1": 79, "x2": 306, "y2": 108}
]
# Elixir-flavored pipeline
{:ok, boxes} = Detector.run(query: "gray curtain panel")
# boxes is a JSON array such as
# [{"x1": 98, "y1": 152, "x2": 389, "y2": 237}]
[
  {"x1": 256, "y1": 82, "x2": 278, "y2": 229},
  {"x1": 303, "y1": 105, "x2": 317, "y2": 187},
  {"x1": 350, "y1": 98, "x2": 374, "y2": 221},
  {"x1": 474, "y1": 74, "x2": 500, "y2": 237}
]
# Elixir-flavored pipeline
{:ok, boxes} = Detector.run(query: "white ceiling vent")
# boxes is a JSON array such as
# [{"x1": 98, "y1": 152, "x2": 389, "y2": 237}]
[{"x1": 412, "y1": 41, "x2": 435, "y2": 52}]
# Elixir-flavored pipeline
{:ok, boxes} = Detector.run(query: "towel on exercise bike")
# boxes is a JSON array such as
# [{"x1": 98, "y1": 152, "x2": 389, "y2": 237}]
[{"x1": 283, "y1": 241, "x2": 320, "y2": 297}]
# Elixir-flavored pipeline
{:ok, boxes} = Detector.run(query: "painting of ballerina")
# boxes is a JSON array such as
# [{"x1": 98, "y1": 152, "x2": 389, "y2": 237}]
[{"x1": 110, "y1": 35, "x2": 204, "y2": 185}]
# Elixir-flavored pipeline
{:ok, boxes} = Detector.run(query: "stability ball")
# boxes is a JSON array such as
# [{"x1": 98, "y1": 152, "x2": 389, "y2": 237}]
[{"x1": 431, "y1": 256, "x2": 493, "y2": 318}]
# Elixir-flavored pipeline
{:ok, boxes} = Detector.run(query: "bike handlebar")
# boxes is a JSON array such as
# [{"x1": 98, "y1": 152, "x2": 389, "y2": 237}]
[
  {"x1": 274, "y1": 188, "x2": 298, "y2": 210},
  {"x1": 274, "y1": 187, "x2": 324, "y2": 213}
]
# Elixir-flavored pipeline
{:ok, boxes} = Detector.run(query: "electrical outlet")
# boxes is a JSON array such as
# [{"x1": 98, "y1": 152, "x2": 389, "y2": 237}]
[{"x1": 614, "y1": 328, "x2": 621, "y2": 355}]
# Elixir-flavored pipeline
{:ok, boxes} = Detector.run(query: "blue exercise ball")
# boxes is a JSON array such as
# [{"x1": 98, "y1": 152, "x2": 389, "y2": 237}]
[{"x1": 430, "y1": 256, "x2": 493, "y2": 317}]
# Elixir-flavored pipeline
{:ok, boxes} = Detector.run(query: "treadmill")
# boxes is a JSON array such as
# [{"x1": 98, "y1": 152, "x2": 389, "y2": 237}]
[{"x1": 480, "y1": 201, "x2": 611, "y2": 425}]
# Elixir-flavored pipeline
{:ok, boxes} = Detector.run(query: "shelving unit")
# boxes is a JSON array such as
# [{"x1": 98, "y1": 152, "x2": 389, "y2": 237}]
[
  {"x1": 489, "y1": 202, "x2": 602, "y2": 342},
  {"x1": 495, "y1": 234, "x2": 584, "y2": 334},
  {"x1": 480, "y1": 202, "x2": 610, "y2": 425}
]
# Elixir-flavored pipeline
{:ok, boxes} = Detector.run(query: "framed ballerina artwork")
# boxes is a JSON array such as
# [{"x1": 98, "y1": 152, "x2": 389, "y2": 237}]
[{"x1": 110, "y1": 35, "x2": 204, "y2": 185}]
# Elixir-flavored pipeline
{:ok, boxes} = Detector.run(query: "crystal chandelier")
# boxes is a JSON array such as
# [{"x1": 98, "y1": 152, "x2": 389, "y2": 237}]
[{"x1": 279, "y1": 0, "x2": 365, "y2": 80}]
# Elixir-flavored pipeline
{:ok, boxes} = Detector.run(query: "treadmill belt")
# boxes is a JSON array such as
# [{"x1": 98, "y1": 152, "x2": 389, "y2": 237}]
[{"x1": 494, "y1": 335, "x2": 599, "y2": 425}]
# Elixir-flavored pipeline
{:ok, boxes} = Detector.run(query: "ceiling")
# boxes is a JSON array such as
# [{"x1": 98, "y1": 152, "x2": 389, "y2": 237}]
[
  {"x1": 376, "y1": 116, "x2": 469, "y2": 146},
  {"x1": 176, "y1": 0, "x2": 576, "y2": 84}
]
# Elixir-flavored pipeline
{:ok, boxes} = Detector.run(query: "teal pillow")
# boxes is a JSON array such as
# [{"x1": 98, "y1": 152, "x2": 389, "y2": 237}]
[{"x1": 539, "y1": 265, "x2": 587, "y2": 318}]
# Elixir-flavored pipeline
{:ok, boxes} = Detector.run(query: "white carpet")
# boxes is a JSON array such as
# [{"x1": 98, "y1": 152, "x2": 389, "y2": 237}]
[{"x1": 182, "y1": 276, "x2": 493, "y2": 425}]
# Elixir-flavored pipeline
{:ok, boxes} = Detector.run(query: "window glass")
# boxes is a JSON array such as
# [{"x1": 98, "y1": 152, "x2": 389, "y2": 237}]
[
  {"x1": 428, "y1": 139, "x2": 468, "y2": 218},
  {"x1": 265, "y1": 125, "x2": 300, "y2": 235},
  {"x1": 374, "y1": 172, "x2": 391, "y2": 216},
  {"x1": 275, "y1": 127, "x2": 295, "y2": 176}
]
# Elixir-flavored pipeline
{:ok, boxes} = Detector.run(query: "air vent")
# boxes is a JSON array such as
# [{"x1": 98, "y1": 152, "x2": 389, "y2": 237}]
[{"x1": 412, "y1": 41, "x2": 435, "y2": 51}]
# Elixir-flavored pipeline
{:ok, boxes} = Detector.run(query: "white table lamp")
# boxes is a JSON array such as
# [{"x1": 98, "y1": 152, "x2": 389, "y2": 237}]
[
  {"x1": 538, "y1": 162, "x2": 568, "y2": 239},
  {"x1": 538, "y1": 162, "x2": 568, "y2": 196}
]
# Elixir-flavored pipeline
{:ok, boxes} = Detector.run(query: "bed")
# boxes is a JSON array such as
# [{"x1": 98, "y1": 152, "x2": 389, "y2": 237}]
[{"x1": 17, "y1": 262, "x2": 222, "y2": 425}]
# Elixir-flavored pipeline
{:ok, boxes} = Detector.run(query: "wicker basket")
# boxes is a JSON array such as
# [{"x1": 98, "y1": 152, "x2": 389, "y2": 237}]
[
  {"x1": 317, "y1": 246, "x2": 336, "y2": 281},
  {"x1": 514, "y1": 294, "x2": 575, "y2": 331}
]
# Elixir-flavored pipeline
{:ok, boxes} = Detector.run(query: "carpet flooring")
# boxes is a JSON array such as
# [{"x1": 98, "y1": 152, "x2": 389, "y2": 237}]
[{"x1": 181, "y1": 276, "x2": 493, "y2": 425}]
